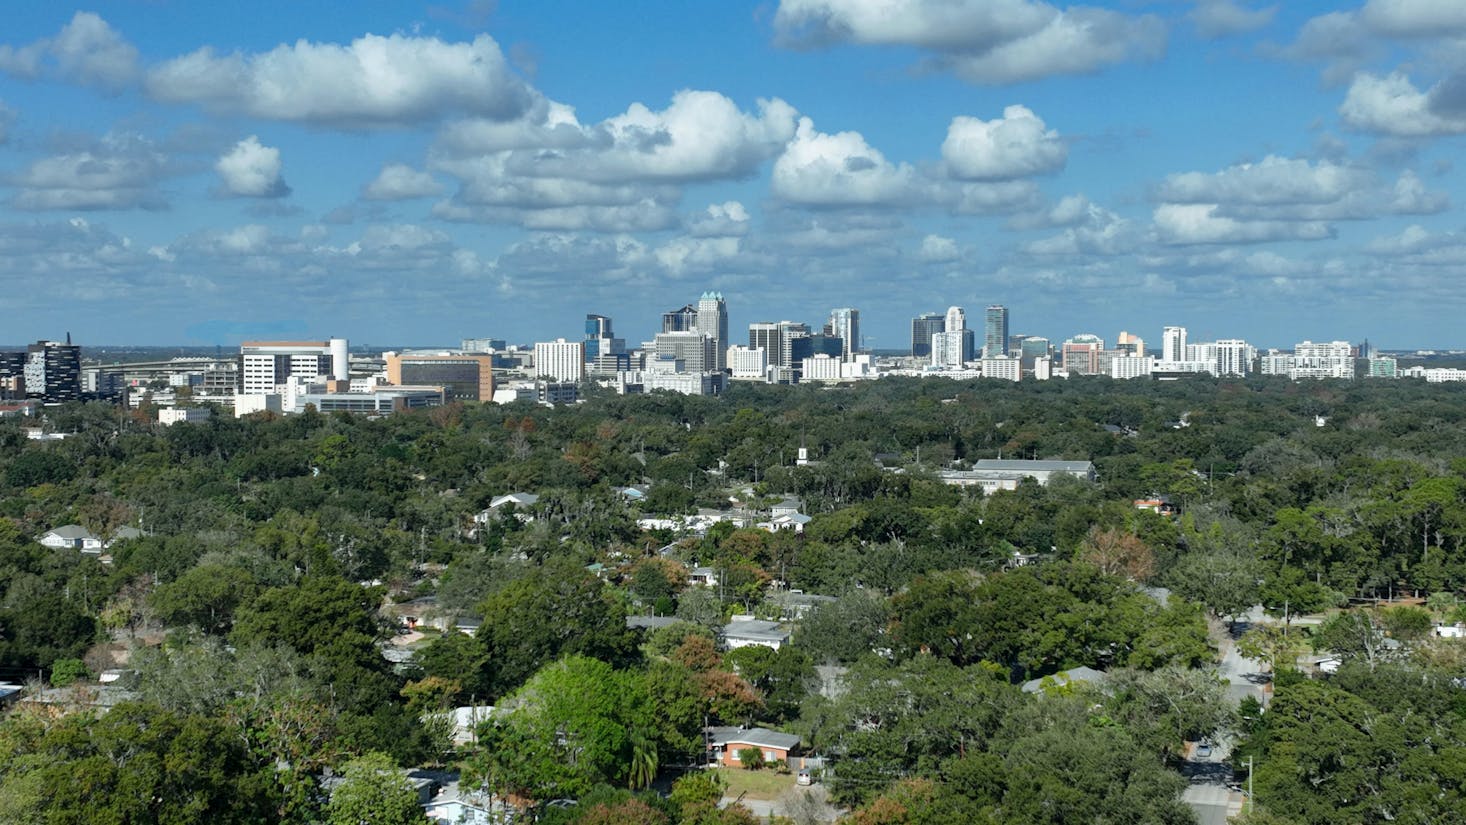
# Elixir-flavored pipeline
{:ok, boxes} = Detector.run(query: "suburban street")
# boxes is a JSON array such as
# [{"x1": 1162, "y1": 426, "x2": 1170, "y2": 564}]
[{"x1": 1178, "y1": 611, "x2": 1270, "y2": 824}]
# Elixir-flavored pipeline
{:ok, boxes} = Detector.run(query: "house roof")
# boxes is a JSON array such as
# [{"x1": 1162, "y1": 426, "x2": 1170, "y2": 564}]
[
  {"x1": 707, "y1": 726, "x2": 801, "y2": 751},
  {"x1": 973, "y1": 459, "x2": 1095, "y2": 473},
  {"x1": 112, "y1": 526, "x2": 144, "y2": 540},
  {"x1": 489, "y1": 492, "x2": 539, "y2": 508},
  {"x1": 722, "y1": 619, "x2": 790, "y2": 643},
  {"x1": 627, "y1": 615, "x2": 682, "y2": 630},
  {"x1": 43, "y1": 524, "x2": 96, "y2": 540}
]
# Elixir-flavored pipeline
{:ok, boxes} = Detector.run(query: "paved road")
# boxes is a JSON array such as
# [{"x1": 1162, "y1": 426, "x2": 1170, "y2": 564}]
[{"x1": 1175, "y1": 613, "x2": 1268, "y2": 824}]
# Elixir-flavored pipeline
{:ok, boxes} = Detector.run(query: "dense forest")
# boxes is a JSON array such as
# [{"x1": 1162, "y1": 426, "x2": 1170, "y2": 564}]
[{"x1": 3, "y1": 375, "x2": 1466, "y2": 823}]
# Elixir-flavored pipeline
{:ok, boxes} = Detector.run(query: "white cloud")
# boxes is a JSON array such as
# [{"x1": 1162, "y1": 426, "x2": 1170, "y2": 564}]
[
  {"x1": 941, "y1": 105, "x2": 1066, "y2": 180},
  {"x1": 0, "y1": 12, "x2": 139, "y2": 92},
  {"x1": 1023, "y1": 202, "x2": 1135, "y2": 256},
  {"x1": 655, "y1": 235, "x2": 743, "y2": 275},
  {"x1": 687, "y1": 201, "x2": 751, "y2": 237},
  {"x1": 362, "y1": 164, "x2": 444, "y2": 200},
  {"x1": 772, "y1": 117, "x2": 924, "y2": 206},
  {"x1": 1365, "y1": 223, "x2": 1436, "y2": 254},
  {"x1": 1157, "y1": 156, "x2": 1371, "y2": 205},
  {"x1": 773, "y1": 0, "x2": 1165, "y2": 84},
  {"x1": 1152, "y1": 203, "x2": 1333, "y2": 245},
  {"x1": 1189, "y1": 1, "x2": 1275, "y2": 38},
  {"x1": 917, "y1": 233, "x2": 961, "y2": 262},
  {"x1": 1339, "y1": 71, "x2": 1466, "y2": 136},
  {"x1": 1359, "y1": 0, "x2": 1466, "y2": 37},
  {"x1": 216, "y1": 136, "x2": 290, "y2": 198},
  {"x1": 430, "y1": 91, "x2": 795, "y2": 230},
  {"x1": 147, "y1": 33, "x2": 535, "y2": 128},
  {"x1": 49, "y1": 11, "x2": 139, "y2": 91},
  {"x1": 10, "y1": 133, "x2": 167, "y2": 211}
]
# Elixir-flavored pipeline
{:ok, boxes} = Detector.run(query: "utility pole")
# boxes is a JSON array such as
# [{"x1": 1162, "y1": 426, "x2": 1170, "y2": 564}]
[{"x1": 1246, "y1": 755, "x2": 1254, "y2": 813}]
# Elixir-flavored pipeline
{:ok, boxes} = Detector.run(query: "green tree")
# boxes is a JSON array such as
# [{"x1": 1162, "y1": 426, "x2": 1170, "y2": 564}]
[{"x1": 326, "y1": 751, "x2": 423, "y2": 825}]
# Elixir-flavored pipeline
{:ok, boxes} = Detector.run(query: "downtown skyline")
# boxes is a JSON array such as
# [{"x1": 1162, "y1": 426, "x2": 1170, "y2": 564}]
[{"x1": 3, "y1": 2, "x2": 1466, "y2": 348}]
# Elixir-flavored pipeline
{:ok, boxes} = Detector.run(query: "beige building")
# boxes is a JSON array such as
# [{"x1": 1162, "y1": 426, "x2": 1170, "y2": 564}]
[{"x1": 385, "y1": 352, "x2": 494, "y2": 401}]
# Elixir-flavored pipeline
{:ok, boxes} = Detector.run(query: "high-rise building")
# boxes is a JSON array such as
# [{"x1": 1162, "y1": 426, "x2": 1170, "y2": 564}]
[
  {"x1": 239, "y1": 339, "x2": 348, "y2": 394},
  {"x1": 654, "y1": 331, "x2": 718, "y2": 374},
  {"x1": 911, "y1": 313, "x2": 945, "y2": 358},
  {"x1": 1061, "y1": 334, "x2": 1104, "y2": 375},
  {"x1": 945, "y1": 306, "x2": 967, "y2": 335},
  {"x1": 1115, "y1": 331, "x2": 1145, "y2": 357},
  {"x1": 19, "y1": 340, "x2": 81, "y2": 403},
  {"x1": 1162, "y1": 326, "x2": 1187, "y2": 364},
  {"x1": 583, "y1": 314, "x2": 625, "y2": 364},
  {"x1": 983, "y1": 305, "x2": 1009, "y2": 358},
  {"x1": 727, "y1": 346, "x2": 768, "y2": 380},
  {"x1": 1290, "y1": 341, "x2": 1354, "y2": 380},
  {"x1": 533, "y1": 339, "x2": 585, "y2": 382},
  {"x1": 828, "y1": 308, "x2": 860, "y2": 360},
  {"x1": 1213, "y1": 340, "x2": 1254, "y2": 376},
  {"x1": 748, "y1": 321, "x2": 811, "y2": 368},
  {"x1": 461, "y1": 338, "x2": 506, "y2": 353},
  {"x1": 1019, "y1": 337, "x2": 1051, "y2": 363},
  {"x1": 662, "y1": 303, "x2": 699, "y2": 333},
  {"x1": 385, "y1": 352, "x2": 494, "y2": 401},
  {"x1": 981, "y1": 354, "x2": 1021, "y2": 382},
  {"x1": 696, "y1": 292, "x2": 729, "y2": 371}
]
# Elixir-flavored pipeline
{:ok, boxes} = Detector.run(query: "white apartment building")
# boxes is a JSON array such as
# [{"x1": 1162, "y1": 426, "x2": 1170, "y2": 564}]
[
  {"x1": 801, "y1": 354, "x2": 843, "y2": 381},
  {"x1": 239, "y1": 339, "x2": 348, "y2": 394},
  {"x1": 1162, "y1": 326, "x2": 1187, "y2": 363},
  {"x1": 533, "y1": 339, "x2": 585, "y2": 382},
  {"x1": 1109, "y1": 355, "x2": 1153, "y2": 380},
  {"x1": 1213, "y1": 339, "x2": 1254, "y2": 376},
  {"x1": 931, "y1": 331, "x2": 968, "y2": 368},
  {"x1": 981, "y1": 355, "x2": 1021, "y2": 382},
  {"x1": 1290, "y1": 341, "x2": 1354, "y2": 380},
  {"x1": 727, "y1": 346, "x2": 768, "y2": 380}
]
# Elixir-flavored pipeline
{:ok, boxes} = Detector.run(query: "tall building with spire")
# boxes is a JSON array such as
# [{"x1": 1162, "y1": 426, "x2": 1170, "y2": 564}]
[{"x1": 696, "y1": 292, "x2": 729, "y2": 371}]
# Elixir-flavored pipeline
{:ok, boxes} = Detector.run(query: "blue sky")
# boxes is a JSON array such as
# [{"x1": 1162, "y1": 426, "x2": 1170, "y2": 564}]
[{"x1": 3, "y1": 1, "x2": 1466, "y2": 349}]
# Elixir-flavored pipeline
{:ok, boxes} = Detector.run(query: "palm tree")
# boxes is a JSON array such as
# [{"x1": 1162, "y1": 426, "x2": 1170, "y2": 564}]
[{"x1": 628, "y1": 729, "x2": 658, "y2": 790}]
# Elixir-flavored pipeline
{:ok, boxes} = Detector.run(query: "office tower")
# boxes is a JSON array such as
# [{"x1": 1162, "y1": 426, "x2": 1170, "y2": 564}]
[
  {"x1": 911, "y1": 313, "x2": 945, "y2": 358},
  {"x1": 983, "y1": 305, "x2": 1009, "y2": 358},
  {"x1": 583, "y1": 314, "x2": 625, "y2": 366},
  {"x1": 20, "y1": 339, "x2": 81, "y2": 403},
  {"x1": 748, "y1": 321, "x2": 811, "y2": 368},
  {"x1": 662, "y1": 303, "x2": 698, "y2": 333},
  {"x1": 1019, "y1": 337, "x2": 1051, "y2": 362},
  {"x1": 654, "y1": 331, "x2": 718, "y2": 373},
  {"x1": 239, "y1": 339, "x2": 347, "y2": 394},
  {"x1": 461, "y1": 338, "x2": 506, "y2": 353},
  {"x1": 386, "y1": 352, "x2": 494, "y2": 401},
  {"x1": 828, "y1": 308, "x2": 860, "y2": 360},
  {"x1": 1162, "y1": 326, "x2": 1187, "y2": 363},
  {"x1": 696, "y1": 292, "x2": 729, "y2": 370},
  {"x1": 749, "y1": 322, "x2": 781, "y2": 365},
  {"x1": 533, "y1": 339, "x2": 585, "y2": 382},
  {"x1": 1061, "y1": 334, "x2": 1104, "y2": 375}
]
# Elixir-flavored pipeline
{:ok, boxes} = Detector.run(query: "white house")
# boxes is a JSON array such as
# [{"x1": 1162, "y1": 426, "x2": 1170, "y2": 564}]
[{"x1": 38, "y1": 525, "x2": 103, "y2": 552}]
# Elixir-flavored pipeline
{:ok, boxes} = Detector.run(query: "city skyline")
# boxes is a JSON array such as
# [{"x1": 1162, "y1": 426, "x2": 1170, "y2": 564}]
[{"x1": 4, "y1": 3, "x2": 1466, "y2": 348}]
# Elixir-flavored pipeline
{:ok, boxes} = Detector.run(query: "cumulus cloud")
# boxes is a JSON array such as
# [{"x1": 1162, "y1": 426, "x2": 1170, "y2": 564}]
[
  {"x1": 1022, "y1": 201, "x2": 1136, "y2": 256},
  {"x1": 362, "y1": 164, "x2": 444, "y2": 200},
  {"x1": 771, "y1": 117, "x2": 925, "y2": 206},
  {"x1": 216, "y1": 136, "x2": 291, "y2": 198},
  {"x1": 0, "y1": 12, "x2": 140, "y2": 92},
  {"x1": 9, "y1": 133, "x2": 168, "y2": 211},
  {"x1": 1157, "y1": 156, "x2": 1371, "y2": 206},
  {"x1": 773, "y1": 0, "x2": 1166, "y2": 84},
  {"x1": 147, "y1": 32, "x2": 535, "y2": 128},
  {"x1": 1152, "y1": 203, "x2": 1333, "y2": 245},
  {"x1": 1359, "y1": 0, "x2": 1466, "y2": 37},
  {"x1": 430, "y1": 91, "x2": 795, "y2": 230},
  {"x1": 917, "y1": 233, "x2": 961, "y2": 262},
  {"x1": 1340, "y1": 72, "x2": 1466, "y2": 136},
  {"x1": 687, "y1": 201, "x2": 751, "y2": 237},
  {"x1": 1189, "y1": 1, "x2": 1275, "y2": 38},
  {"x1": 941, "y1": 105, "x2": 1066, "y2": 180}
]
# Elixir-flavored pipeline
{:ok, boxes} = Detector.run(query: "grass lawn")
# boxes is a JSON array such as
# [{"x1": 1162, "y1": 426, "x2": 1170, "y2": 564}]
[{"x1": 714, "y1": 767, "x2": 797, "y2": 801}]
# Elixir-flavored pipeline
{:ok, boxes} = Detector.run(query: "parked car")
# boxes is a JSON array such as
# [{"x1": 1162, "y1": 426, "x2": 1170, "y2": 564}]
[{"x1": 1195, "y1": 742, "x2": 1212, "y2": 759}]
